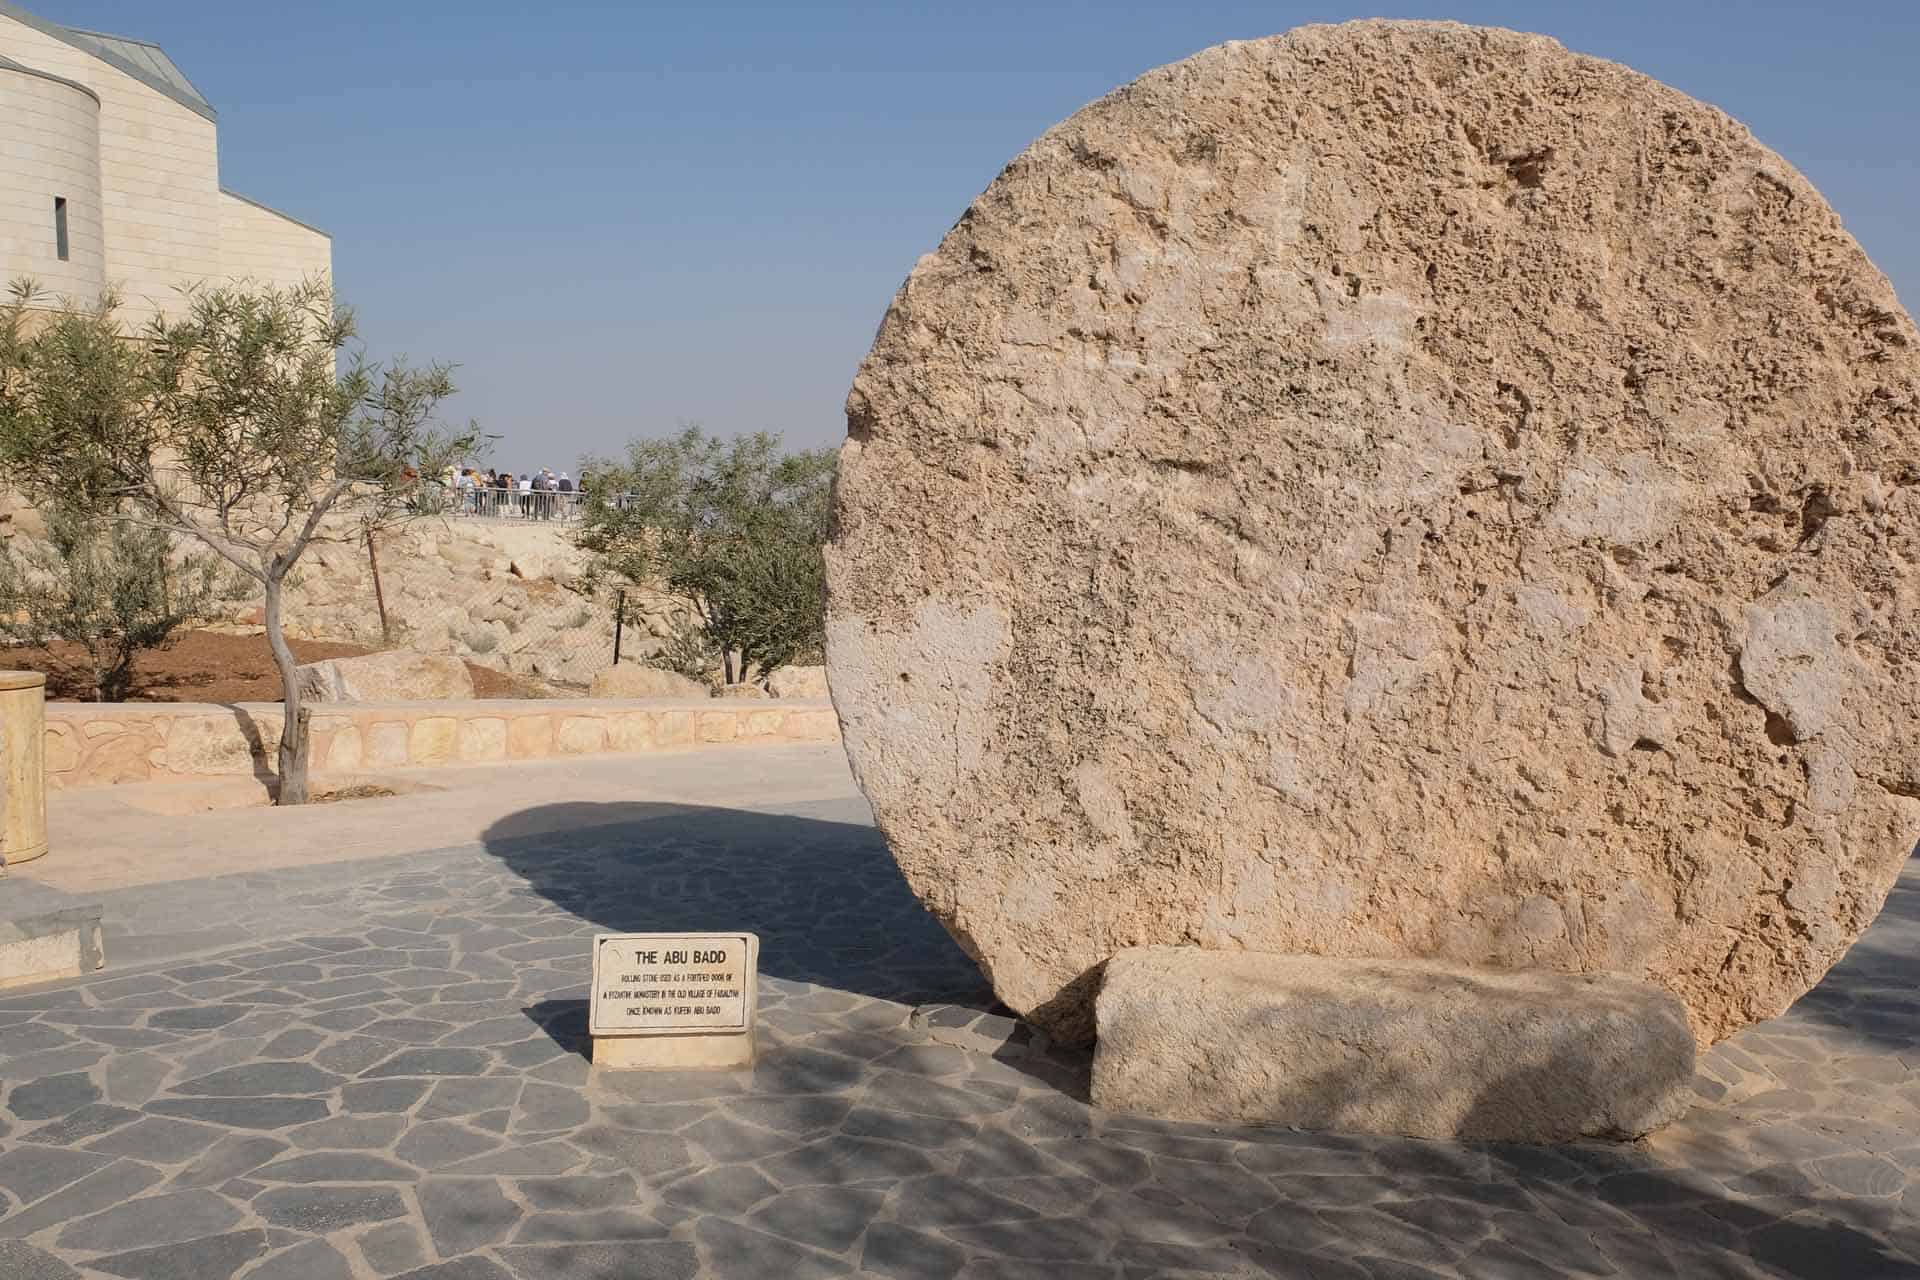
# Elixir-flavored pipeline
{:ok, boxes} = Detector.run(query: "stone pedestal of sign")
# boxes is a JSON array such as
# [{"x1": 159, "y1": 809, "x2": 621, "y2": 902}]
[{"x1": 589, "y1": 932, "x2": 758, "y2": 1070}]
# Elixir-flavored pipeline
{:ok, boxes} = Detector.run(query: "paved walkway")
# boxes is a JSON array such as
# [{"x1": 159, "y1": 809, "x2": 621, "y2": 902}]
[{"x1": 1, "y1": 746, "x2": 1917, "y2": 1278}]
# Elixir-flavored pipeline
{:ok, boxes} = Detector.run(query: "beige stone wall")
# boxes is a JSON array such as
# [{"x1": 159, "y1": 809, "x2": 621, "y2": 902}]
[
  {"x1": 44, "y1": 698, "x2": 840, "y2": 790},
  {"x1": 0, "y1": 12, "x2": 223, "y2": 328},
  {"x1": 0, "y1": 61, "x2": 105, "y2": 304},
  {"x1": 218, "y1": 190, "x2": 330, "y2": 292},
  {"x1": 1, "y1": 11, "x2": 332, "y2": 327}
]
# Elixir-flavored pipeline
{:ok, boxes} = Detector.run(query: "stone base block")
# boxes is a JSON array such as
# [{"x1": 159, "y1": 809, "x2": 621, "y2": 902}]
[
  {"x1": 1092, "y1": 947, "x2": 1695, "y2": 1143},
  {"x1": 592, "y1": 1032, "x2": 754, "y2": 1071},
  {"x1": 0, "y1": 906, "x2": 105, "y2": 990}
]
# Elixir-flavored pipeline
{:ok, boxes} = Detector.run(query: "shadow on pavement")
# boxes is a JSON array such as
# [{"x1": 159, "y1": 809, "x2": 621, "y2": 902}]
[
  {"x1": 479, "y1": 799, "x2": 993, "y2": 1011},
  {"x1": 473, "y1": 803, "x2": 1920, "y2": 1277}
]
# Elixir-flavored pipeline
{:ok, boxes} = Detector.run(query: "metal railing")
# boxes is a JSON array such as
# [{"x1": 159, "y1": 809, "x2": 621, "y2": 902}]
[{"x1": 415, "y1": 487, "x2": 587, "y2": 522}]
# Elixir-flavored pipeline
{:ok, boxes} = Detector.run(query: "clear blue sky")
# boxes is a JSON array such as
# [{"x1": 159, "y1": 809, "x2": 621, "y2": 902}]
[{"x1": 36, "y1": 1, "x2": 1920, "y2": 467}]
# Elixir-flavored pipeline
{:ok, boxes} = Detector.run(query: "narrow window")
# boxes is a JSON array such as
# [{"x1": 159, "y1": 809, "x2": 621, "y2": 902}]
[{"x1": 53, "y1": 197, "x2": 68, "y2": 261}]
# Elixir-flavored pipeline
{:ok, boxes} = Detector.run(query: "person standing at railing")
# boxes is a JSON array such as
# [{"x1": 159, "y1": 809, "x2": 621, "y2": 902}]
[{"x1": 518, "y1": 472, "x2": 532, "y2": 518}]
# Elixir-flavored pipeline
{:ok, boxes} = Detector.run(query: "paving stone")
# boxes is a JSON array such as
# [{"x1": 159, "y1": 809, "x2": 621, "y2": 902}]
[
  {"x1": 337, "y1": 1077, "x2": 431, "y2": 1114},
  {"x1": 102, "y1": 1053, "x2": 172, "y2": 1107},
  {"x1": 495, "y1": 1243, "x2": 699, "y2": 1280},
  {"x1": 511, "y1": 1208, "x2": 670, "y2": 1242},
  {"x1": 25, "y1": 1104, "x2": 142, "y2": 1146},
  {"x1": 53, "y1": 1188, "x2": 242, "y2": 1252},
  {"x1": 841, "y1": 1106, "x2": 978, "y2": 1148},
  {"x1": 84, "y1": 1228, "x2": 267, "y2": 1280},
  {"x1": 0, "y1": 1158, "x2": 164, "y2": 1241},
  {"x1": 695, "y1": 1219, "x2": 852, "y2": 1280},
  {"x1": 1809, "y1": 1153, "x2": 1910, "y2": 1198},
  {"x1": 362, "y1": 1017, "x2": 458, "y2": 1043},
  {"x1": 1746, "y1": 1216, "x2": 1913, "y2": 1279},
  {"x1": 362, "y1": 1047, "x2": 493, "y2": 1077},
  {"x1": 0, "y1": 1146, "x2": 112, "y2": 1205},
  {"x1": 169, "y1": 1135, "x2": 289, "y2": 1188},
  {"x1": 441, "y1": 1139, "x2": 580, "y2": 1175},
  {"x1": 287, "y1": 1113, "x2": 409, "y2": 1150},
  {"x1": 893, "y1": 1174, "x2": 1039, "y2": 1227},
  {"x1": 170, "y1": 1062, "x2": 343, "y2": 1096},
  {"x1": 0, "y1": 1240, "x2": 82, "y2": 1279},
  {"x1": 257, "y1": 1184, "x2": 407, "y2": 1231},
  {"x1": 260, "y1": 1029, "x2": 328, "y2": 1058},
  {"x1": 514, "y1": 1174, "x2": 638, "y2": 1212},
  {"x1": 162, "y1": 964, "x2": 242, "y2": 983},
  {"x1": 512, "y1": 1083, "x2": 590, "y2": 1133},
  {"x1": 942, "y1": 1217, "x2": 1108, "y2": 1261},
  {"x1": 245, "y1": 1239, "x2": 357, "y2": 1280},
  {"x1": 0, "y1": 783, "x2": 1915, "y2": 1280},
  {"x1": 663, "y1": 1164, "x2": 779, "y2": 1214},
  {"x1": 571, "y1": 1127, "x2": 694, "y2": 1176},
  {"x1": 862, "y1": 1221, "x2": 973, "y2": 1280},
  {"x1": 750, "y1": 1046, "x2": 871, "y2": 1095},
  {"x1": 78, "y1": 1119, "x2": 222, "y2": 1172},
  {"x1": 472, "y1": 1107, "x2": 512, "y2": 1133},
  {"x1": 147, "y1": 1097, "x2": 331, "y2": 1129},
  {"x1": 315, "y1": 1036, "x2": 405, "y2": 1074},
  {"x1": 748, "y1": 1186, "x2": 886, "y2": 1252},
  {"x1": 439, "y1": 1015, "x2": 545, "y2": 1047},
  {"x1": 419, "y1": 1176, "x2": 523, "y2": 1254},
  {"x1": 0, "y1": 1024, "x2": 76, "y2": 1058},
  {"x1": 396, "y1": 1120, "x2": 501, "y2": 1168},
  {"x1": 357, "y1": 1219, "x2": 429, "y2": 1275},
  {"x1": 253, "y1": 1152, "x2": 416, "y2": 1182},
  {"x1": 419, "y1": 1080, "x2": 525, "y2": 1121},
  {"x1": 7, "y1": 1072, "x2": 101, "y2": 1121},
  {"x1": 150, "y1": 1005, "x2": 249, "y2": 1031}
]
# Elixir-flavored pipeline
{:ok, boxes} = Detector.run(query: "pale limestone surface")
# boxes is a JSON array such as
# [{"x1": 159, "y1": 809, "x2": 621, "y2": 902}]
[
  {"x1": 826, "y1": 21, "x2": 1920, "y2": 1045},
  {"x1": 588, "y1": 665, "x2": 709, "y2": 700},
  {"x1": 0, "y1": 671, "x2": 45, "y2": 865},
  {"x1": 768, "y1": 665, "x2": 830, "y2": 699},
  {"x1": 41, "y1": 700, "x2": 839, "y2": 790},
  {"x1": 295, "y1": 652, "x2": 476, "y2": 704},
  {"x1": 1093, "y1": 948, "x2": 1695, "y2": 1142}
]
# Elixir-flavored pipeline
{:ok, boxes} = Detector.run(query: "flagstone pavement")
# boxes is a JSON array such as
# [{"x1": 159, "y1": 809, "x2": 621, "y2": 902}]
[{"x1": 1, "y1": 745, "x2": 1917, "y2": 1278}]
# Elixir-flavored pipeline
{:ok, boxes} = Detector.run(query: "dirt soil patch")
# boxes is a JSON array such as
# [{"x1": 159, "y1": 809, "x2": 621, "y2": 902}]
[{"x1": 0, "y1": 630, "x2": 552, "y2": 702}]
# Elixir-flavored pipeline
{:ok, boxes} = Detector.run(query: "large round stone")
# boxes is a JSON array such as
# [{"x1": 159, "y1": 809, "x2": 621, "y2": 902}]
[{"x1": 825, "y1": 21, "x2": 1920, "y2": 1045}]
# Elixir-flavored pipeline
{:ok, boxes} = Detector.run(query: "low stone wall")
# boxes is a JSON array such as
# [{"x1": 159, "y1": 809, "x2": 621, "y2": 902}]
[{"x1": 44, "y1": 699, "x2": 840, "y2": 791}]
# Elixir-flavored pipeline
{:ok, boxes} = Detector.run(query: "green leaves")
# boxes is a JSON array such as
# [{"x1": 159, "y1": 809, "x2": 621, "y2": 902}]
[
  {"x1": 0, "y1": 278, "x2": 482, "y2": 578},
  {"x1": 577, "y1": 426, "x2": 835, "y2": 681},
  {"x1": 0, "y1": 278, "x2": 477, "y2": 795},
  {"x1": 0, "y1": 501, "x2": 223, "y2": 701}
]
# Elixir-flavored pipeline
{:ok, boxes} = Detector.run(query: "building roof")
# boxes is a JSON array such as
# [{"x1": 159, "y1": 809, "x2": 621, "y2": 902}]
[
  {"x1": 0, "y1": 47, "x2": 101, "y2": 103},
  {"x1": 0, "y1": 0, "x2": 215, "y2": 119},
  {"x1": 221, "y1": 188, "x2": 331, "y2": 240}
]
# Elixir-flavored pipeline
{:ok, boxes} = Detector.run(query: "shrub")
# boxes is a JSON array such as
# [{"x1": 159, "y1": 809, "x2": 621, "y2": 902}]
[{"x1": 0, "y1": 502, "x2": 222, "y2": 701}]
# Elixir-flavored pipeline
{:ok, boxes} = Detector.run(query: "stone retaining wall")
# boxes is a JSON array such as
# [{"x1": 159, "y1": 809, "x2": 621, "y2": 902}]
[{"x1": 44, "y1": 699, "x2": 840, "y2": 791}]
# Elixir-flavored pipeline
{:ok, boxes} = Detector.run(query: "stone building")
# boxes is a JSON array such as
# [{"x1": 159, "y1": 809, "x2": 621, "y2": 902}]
[{"x1": 0, "y1": 0, "x2": 330, "y2": 326}]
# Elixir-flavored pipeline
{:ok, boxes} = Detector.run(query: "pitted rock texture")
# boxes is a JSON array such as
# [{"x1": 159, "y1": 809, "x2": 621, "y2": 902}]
[
  {"x1": 1092, "y1": 948, "x2": 1696, "y2": 1142},
  {"x1": 825, "y1": 20, "x2": 1920, "y2": 1045}
]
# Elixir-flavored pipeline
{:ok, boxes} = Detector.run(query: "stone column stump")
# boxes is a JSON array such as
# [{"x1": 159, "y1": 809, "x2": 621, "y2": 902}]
[{"x1": 0, "y1": 672, "x2": 47, "y2": 868}]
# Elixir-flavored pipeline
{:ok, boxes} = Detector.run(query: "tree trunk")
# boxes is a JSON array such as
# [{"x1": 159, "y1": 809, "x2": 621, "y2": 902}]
[{"x1": 264, "y1": 577, "x2": 312, "y2": 805}]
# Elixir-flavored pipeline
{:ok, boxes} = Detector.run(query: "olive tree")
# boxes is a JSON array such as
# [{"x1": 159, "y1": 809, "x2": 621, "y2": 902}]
[
  {"x1": 0, "y1": 500, "x2": 224, "y2": 702},
  {"x1": 577, "y1": 426, "x2": 834, "y2": 685},
  {"x1": 0, "y1": 278, "x2": 477, "y2": 802}
]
